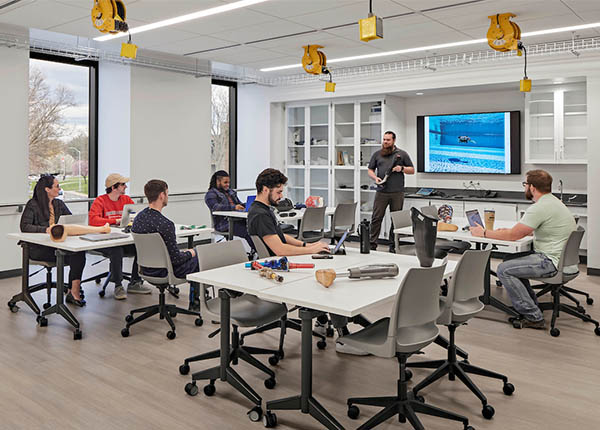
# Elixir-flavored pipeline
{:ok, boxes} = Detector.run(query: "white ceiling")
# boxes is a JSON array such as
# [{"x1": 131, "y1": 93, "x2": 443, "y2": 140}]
[{"x1": 1, "y1": 0, "x2": 600, "y2": 73}]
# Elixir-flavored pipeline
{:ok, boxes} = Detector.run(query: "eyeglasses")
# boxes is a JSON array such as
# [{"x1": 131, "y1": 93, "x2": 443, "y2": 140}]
[
  {"x1": 279, "y1": 212, "x2": 297, "y2": 218},
  {"x1": 521, "y1": 182, "x2": 530, "y2": 187}
]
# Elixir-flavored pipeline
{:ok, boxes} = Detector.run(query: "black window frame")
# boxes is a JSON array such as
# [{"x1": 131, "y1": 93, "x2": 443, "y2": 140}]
[
  {"x1": 211, "y1": 79, "x2": 237, "y2": 188},
  {"x1": 29, "y1": 52, "x2": 99, "y2": 199}
]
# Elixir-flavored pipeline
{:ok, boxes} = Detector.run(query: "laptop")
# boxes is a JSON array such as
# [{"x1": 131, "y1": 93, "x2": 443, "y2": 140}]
[
  {"x1": 120, "y1": 204, "x2": 137, "y2": 228},
  {"x1": 244, "y1": 195, "x2": 256, "y2": 212},
  {"x1": 465, "y1": 209, "x2": 484, "y2": 228},
  {"x1": 80, "y1": 232, "x2": 129, "y2": 242},
  {"x1": 415, "y1": 188, "x2": 435, "y2": 196},
  {"x1": 315, "y1": 229, "x2": 350, "y2": 256}
]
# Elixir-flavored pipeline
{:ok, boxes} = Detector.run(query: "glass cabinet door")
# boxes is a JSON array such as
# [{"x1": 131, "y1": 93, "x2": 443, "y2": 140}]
[
  {"x1": 562, "y1": 88, "x2": 587, "y2": 162},
  {"x1": 287, "y1": 107, "x2": 306, "y2": 204},
  {"x1": 308, "y1": 105, "x2": 330, "y2": 206},
  {"x1": 527, "y1": 91, "x2": 555, "y2": 162}
]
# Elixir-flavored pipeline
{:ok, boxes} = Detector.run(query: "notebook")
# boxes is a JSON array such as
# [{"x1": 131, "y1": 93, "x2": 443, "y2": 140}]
[{"x1": 80, "y1": 232, "x2": 129, "y2": 242}]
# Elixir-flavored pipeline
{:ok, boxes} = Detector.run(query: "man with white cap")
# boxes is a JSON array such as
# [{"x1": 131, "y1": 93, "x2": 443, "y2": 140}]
[{"x1": 88, "y1": 173, "x2": 151, "y2": 299}]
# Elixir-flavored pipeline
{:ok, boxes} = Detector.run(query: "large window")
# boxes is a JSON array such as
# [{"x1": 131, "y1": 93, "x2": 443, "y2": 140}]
[
  {"x1": 28, "y1": 54, "x2": 97, "y2": 198},
  {"x1": 211, "y1": 80, "x2": 237, "y2": 186}
]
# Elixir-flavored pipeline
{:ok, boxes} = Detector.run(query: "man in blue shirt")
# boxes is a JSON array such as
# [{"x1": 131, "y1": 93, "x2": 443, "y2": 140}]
[{"x1": 205, "y1": 170, "x2": 252, "y2": 248}]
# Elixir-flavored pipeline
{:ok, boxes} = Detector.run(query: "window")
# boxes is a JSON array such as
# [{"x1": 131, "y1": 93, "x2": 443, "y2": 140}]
[
  {"x1": 211, "y1": 80, "x2": 237, "y2": 186},
  {"x1": 28, "y1": 53, "x2": 98, "y2": 198}
]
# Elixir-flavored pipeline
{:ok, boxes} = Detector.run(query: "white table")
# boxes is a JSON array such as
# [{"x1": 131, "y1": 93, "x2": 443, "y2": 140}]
[
  {"x1": 7, "y1": 225, "x2": 213, "y2": 339},
  {"x1": 187, "y1": 248, "x2": 455, "y2": 429},
  {"x1": 213, "y1": 207, "x2": 336, "y2": 241},
  {"x1": 394, "y1": 217, "x2": 533, "y2": 316}
]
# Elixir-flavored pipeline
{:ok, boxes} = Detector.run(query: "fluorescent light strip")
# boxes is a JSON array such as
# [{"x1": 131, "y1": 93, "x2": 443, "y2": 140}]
[
  {"x1": 260, "y1": 21, "x2": 600, "y2": 72},
  {"x1": 94, "y1": 0, "x2": 271, "y2": 41}
]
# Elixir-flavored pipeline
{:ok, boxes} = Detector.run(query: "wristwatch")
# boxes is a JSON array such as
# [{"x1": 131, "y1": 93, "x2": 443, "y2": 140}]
[
  {"x1": 400, "y1": 166, "x2": 404, "y2": 173},
  {"x1": 302, "y1": 242, "x2": 306, "y2": 247}
]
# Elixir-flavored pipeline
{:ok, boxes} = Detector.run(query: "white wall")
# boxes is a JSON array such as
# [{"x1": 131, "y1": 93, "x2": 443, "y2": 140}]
[
  {"x1": 98, "y1": 61, "x2": 131, "y2": 195},
  {"x1": 586, "y1": 75, "x2": 600, "y2": 271}
]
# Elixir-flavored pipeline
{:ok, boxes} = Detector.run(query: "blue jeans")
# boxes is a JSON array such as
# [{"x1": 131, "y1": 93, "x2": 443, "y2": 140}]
[{"x1": 497, "y1": 252, "x2": 557, "y2": 321}]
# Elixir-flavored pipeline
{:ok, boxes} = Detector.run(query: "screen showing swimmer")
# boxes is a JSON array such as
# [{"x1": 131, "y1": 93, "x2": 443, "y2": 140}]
[{"x1": 417, "y1": 111, "x2": 521, "y2": 174}]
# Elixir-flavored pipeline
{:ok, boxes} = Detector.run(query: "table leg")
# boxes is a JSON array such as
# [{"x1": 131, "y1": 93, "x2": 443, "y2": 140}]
[
  {"x1": 478, "y1": 243, "x2": 519, "y2": 317},
  {"x1": 266, "y1": 308, "x2": 345, "y2": 430},
  {"x1": 187, "y1": 235, "x2": 194, "y2": 249},
  {"x1": 228, "y1": 218, "x2": 234, "y2": 241},
  {"x1": 42, "y1": 250, "x2": 82, "y2": 339},
  {"x1": 8, "y1": 242, "x2": 41, "y2": 316}
]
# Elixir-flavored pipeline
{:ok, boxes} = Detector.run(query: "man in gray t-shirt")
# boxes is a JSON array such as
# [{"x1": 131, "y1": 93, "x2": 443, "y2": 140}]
[{"x1": 367, "y1": 131, "x2": 414, "y2": 250}]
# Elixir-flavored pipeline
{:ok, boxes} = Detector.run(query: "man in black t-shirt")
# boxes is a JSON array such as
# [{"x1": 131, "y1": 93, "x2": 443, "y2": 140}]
[{"x1": 367, "y1": 130, "x2": 414, "y2": 250}]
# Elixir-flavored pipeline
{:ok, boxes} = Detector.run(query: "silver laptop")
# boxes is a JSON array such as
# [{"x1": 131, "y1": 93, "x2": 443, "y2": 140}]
[
  {"x1": 80, "y1": 232, "x2": 129, "y2": 242},
  {"x1": 120, "y1": 204, "x2": 138, "y2": 228}
]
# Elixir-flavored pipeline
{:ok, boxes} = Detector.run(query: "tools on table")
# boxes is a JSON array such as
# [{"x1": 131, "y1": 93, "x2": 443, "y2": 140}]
[
  {"x1": 315, "y1": 263, "x2": 400, "y2": 288},
  {"x1": 246, "y1": 257, "x2": 315, "y2": 272},
  {"x1": 251, "y1": 261, "x2": 284, "y2": 283}
]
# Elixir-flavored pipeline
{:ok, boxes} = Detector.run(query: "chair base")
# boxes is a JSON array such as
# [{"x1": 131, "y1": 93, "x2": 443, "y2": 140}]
[
  {"x1": 121, "y1": 285, "x2": 202, "y2": 339},
  {"x1": 83, "y1": 271, "x2": 133, "y2": 298},
  {"x1": 348, "y1": 355, "x2": 470, "y2": 430},
  {"x1": 538, "y1": 285, "x2": 600, "y2": 337},
  {"x1": 409, "y1": 324, "x2": 513, "y2": 418}
]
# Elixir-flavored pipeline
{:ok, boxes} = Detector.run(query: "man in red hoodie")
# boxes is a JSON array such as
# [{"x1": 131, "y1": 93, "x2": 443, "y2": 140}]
[{"x1": 89, "y1": 173, "x2": 151, "y2": 299}]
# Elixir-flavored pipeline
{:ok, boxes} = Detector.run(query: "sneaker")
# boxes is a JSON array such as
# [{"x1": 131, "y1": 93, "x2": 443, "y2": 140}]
[
  {"x1": 521, "y1": 318, "x2": 546, "y2": 330},
  {"x1": 370, "y1": 243, "x2": 378, "y2": 251},
  {"x1": 127, "y1": 280, "x2": 152, "y2": 295},
  {"x1": 314, "y1": 321, "x2": 327, "y2": 337},
  {"x1": 114, "y1": 285, "x2": 127, "y2": 300},
  {"x1": 335, "y1": 341, "x2": 369, "y2": 356}
]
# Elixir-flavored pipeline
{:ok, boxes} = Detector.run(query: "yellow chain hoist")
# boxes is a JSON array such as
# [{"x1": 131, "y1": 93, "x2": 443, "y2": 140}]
[{"x1": 302, "y1": 45, "x2": 335, "y2": 92}]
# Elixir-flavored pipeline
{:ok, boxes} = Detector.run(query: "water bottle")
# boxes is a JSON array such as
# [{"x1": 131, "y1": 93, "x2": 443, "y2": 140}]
[{"x1": 359, "y1": 219, "x2": 370, "y2": 254}]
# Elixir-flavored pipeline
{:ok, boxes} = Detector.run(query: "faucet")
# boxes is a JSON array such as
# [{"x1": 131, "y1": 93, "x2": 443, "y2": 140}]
[{"x1": 558, "y1": 179, "x2": 563, "y2": 201}]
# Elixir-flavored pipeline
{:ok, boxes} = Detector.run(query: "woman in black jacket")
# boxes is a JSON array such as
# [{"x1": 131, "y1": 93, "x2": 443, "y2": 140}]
[{"x1": 21, "y1": 175, "x2": 86, "y2": 306}]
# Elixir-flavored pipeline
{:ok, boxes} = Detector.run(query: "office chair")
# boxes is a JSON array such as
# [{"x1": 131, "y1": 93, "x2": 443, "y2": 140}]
[
  {"x1": 236, "y1": 236, "x2": 327, "y2": 361},
  {"x1": 528, "y1": 228, "x2": 600, "y2": 337},
  {"x1": 343, "y1": 264, "x2": 473, "y2": 430},
  {"x1": 324, "y1": 202, "x2": 357, "y2": 244},
  {"x1": 297, "y1": 207, "x2": 326, "y2": 243},
  {"x1": 120, "y1": 233, "x2": 202, "y2": 339},
  {"x1": 408, "y1": 249, "x2": 514, "y2": 420},
  {"x1": 179, "y1": 240, "x2": 288, "y2": 391}
]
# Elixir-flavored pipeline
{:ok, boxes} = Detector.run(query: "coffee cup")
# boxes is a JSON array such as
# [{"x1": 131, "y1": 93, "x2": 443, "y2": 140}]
[{"x1": 484, "y1": 209, "x2": 495, "y2": 231}]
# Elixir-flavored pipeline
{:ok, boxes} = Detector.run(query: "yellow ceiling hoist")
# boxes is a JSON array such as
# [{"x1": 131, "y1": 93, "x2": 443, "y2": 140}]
[
  {"x1": 91, "y1": 0, "x2": 138, "y2": 59},
  {"x1": 302, "y1": 45, "x2": 335, "y2": 92},
  {"x1": 487, "y1": 13, "x2": 530, "y2": 92}
]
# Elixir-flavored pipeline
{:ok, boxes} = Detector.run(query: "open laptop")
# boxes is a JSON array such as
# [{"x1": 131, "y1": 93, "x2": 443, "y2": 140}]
[
  {"x1": 120, "y1": 204, "x2": 137, "y2": 228},
  {"x1": 244, "y1": 195, "x2": 256, "y2": 212},
  {"x1": 315, "y1": 229, "x2": 349, "y2": 256},
  {"x1": 465, "y1": 209, "x2": 484, "y2": 228}
]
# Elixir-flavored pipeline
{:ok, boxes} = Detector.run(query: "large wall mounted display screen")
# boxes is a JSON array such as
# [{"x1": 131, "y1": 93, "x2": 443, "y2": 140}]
[{"x1": 417, "y1": 111, "x2": 520, "y2": 174}]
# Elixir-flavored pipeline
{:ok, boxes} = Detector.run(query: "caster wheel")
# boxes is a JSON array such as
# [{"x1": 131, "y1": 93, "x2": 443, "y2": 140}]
[
  {"x1": 404, "y1": 369, "x2": 412, "y2": 381},
  {"x1": 185, "y1": 382, "x2": 198, "y2": 396},
  {"x1": 8, "y1": 302, "x2": 19, "y2": 313},
  {"x1": 194, "y1": 318, "x2": 203, "y2": 327},
  {"x1": 169, "y1": 311, "x2": 177, "y2": 318},
  {"x1": 166, "y1": 330, "x2": 176, "y2": 340},
  {"x1": 503, "y1": 382, "x2": 515, "y2": 395},
  {"x1": 248, "y1": 406, "x2": 263, "y2": 422},
  {"x1": 594, "y1": 327, "x2": 600, "y2": 336},
  {"x1": 264, "y1": 377, "x2": 276, "y2": 389},
  {"x1": 511, "y1": 319, "x2": 522, "y2": 329},
  {"x1": 347, "y1": 405, "x2": 360, "y2": 419},
  {"x1": 179, "y1": 364, "x2": 190, "y2": 375},
  {"x1": 466, "y1": 426, "x2": 475, "y2": 430},
  {"x1": 268, "y1": 355, "x2": 279, "y2": 366},
  {"x1": 262, "y1": 411, "x2": 277, "y2": 427},
  {"x1": 550, "y1": 328, "x2": 560, "y2": 337},
  {"x1": 95, "y1": 278, "x2": 101, "y2": 284},
  {"x1": 326, "y1": 327, "x2": 335, "y2": 337},
  {"x1": 482, "y1": 404, "x2": 495, "y2": 419},
  {"x1": 577, "y1": 306, "x2": 586, "y2": 313},
  {"x1": 43, "y1": 302, "x2": 51, "y2": 310},
  {"x1": 399, "y1": 414, "x2": 407, "y2": 423},
  {"x1": 73, "y1": 330, "x2": 82, "y2": 340},
  {"x1": 587, "y1": 297, "x2": 594, "y2": 305},
  {"x1": 37, "y1": 316, "x2": 48, "y2": 327},
  {"x1": 203, "y1": 383, "x2": 216, "y2": 396},
  {"x1": 125, "y1": 315, "x2": 133, "y2": 323},
  {"x1": 496, "y1": 280, "x2": 502, "y2": 287},
  {"x1": 415, "y1": 395, "x2": 425, "y2": 403},
  {"x1": 98, "y1": 290, "x2": 105, "y2": 298},
  {"x1": 121, "y1": 328, "x2": 130, "y2": 337},
  {"x1": 173, "y1": 287, "x2": 180, "y2": 294},
  {"x1": 316, "y1": 340, "x2": 326, "y2": 350}
]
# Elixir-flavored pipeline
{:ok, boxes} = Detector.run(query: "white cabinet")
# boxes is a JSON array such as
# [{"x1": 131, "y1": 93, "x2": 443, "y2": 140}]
[{"x1": 525, "y1": 84, "x2": 587, "y2": 164}]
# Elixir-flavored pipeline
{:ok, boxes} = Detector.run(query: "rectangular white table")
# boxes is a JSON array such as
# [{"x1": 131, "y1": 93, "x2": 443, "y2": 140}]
[
  {"x1": 187, "y1": 248, "x2": 455, "y2": 430},
  {"x1": 213, "y1": 207, "x2": 336, "y2": 241},
  {"x1": 394, "y1": 217, "x2": 533, "y2": 316},
  {"x1": 7, "y1": 225, "x2": 212, "y2": 340}
]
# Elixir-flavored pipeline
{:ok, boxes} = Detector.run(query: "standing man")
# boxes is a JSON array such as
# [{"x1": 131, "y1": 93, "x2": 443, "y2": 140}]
[
  {"x1": 89, "y1": 173, "x2": 151, "y2": 299},
  {"x1": 470, "y1": 170, "x2": 576, "y2": 329},
  {"x1": 367, "y1": 131, "x2": 414, "y2": 251}
]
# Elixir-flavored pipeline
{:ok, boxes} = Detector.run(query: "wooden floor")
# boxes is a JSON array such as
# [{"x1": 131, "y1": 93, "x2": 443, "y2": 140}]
[{"x1": 1, "y1": 252, "x2": 599, "y2": 430}]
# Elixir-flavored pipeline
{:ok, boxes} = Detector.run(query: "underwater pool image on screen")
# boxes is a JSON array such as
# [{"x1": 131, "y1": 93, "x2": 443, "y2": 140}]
[{"x1": 423, "y1": 112, "x2": 512, "y2": 174}]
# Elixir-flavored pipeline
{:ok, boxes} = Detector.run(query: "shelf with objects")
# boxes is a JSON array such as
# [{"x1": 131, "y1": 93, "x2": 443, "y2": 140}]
[
  {"x1": 286, "y1": 106, "x2": 306, "y2": 204},
  {"x1": 308, "y1": 104, "x2": 331, "y2": 207}
]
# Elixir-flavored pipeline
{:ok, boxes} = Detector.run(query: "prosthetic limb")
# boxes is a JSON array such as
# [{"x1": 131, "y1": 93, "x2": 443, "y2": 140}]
[
  {"x1": 50, "y1": 223, "x2": 111, "y2": 242},
  {"x1": 411, "y1": 208, "x2": 438, "y2": 267},
  {"x1": 315, "y1": 263, "x2": 399, "y2": 288}
]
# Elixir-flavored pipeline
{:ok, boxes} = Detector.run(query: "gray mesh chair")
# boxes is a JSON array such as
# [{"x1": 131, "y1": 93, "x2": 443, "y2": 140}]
[
  {"x1": 251, "y1": 234, "x2": 270, "y2": 259},
  {"x1": 343, "y1": 264, "x2": 473, "y2": 430},
  {"x1": 121, "y1": 233, "x2": 202, "y2": 339},
  {"x1": 297, "y1": 207, "x2": 326, "y2": 243},
  {"x1": 408, "y1": 250, "x2": 514, "y2": 420},
  {"x1": 179, "y1": 240, "x2": 289, "y2": 390},
  {"x1": 324, "y1": 202, "x2": 357, "y2": 244},
  {"x1": 531, "y1": 228, "x2": 600, "y2": 337}
]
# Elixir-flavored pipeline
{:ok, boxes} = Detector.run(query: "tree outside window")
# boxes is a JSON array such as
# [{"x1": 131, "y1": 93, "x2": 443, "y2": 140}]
[{"x1": 211, "y1": 84, "x2": 230, "y2": 175}]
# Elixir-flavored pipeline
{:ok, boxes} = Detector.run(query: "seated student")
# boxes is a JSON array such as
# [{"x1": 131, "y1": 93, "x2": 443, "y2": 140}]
[
  {"x1": 20, "y1": 175, "x2": 86, "y2": 306},
  {"x1": 89, "y1": 173, "x2": 151, "y2": 300},
  {"x1": 205, "y1": 170, "x2": 252, "y2": 246},
  {"x1": 470, "y1": 169, "x2": 576, "y2": 329},
  {"x1": 247, "y1": 168, "x2": 366, "y2": 355},
  {"x1": 131, "y1": 179, "x2": 200, "y2": 310}
]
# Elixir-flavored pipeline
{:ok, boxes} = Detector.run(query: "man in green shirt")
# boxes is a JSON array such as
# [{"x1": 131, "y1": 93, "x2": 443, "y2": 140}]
[{"x1": 470, "y1": 170, "x2": 576, "y2": 329}]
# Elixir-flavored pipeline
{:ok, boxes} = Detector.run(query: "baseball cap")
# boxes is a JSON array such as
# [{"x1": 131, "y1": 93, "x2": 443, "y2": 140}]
[{"x1": 105, "y1": 173, "x2": 130, "y2": 188}]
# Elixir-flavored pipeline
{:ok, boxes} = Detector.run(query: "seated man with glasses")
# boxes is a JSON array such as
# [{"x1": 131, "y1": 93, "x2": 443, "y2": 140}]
[
  {"x1": 470, "y1": 169, "x2": 576, "y2": 329},
  {"x1": 89, "y1": 173, "x2": 151, "y2": 300}
]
